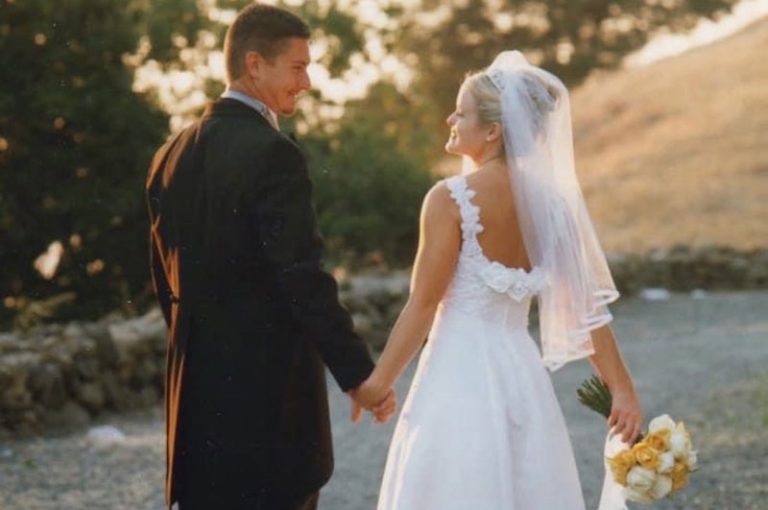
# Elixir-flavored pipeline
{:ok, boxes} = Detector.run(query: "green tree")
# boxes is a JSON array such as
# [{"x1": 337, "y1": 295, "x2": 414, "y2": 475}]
[
  {"x1": 0, "y1": 0, "x2": 209, "y2": 326},
  {"x1": 0, "y1": 0, "x2": 425, "y2": 326},
  {"x1": 390, "y1": 0, "x2": 739, "y2": 164},
  {"x1": 301, "y1": 83, "x2": 436, "y2": 267},
  {"x1": 0, "y1": 0, "x2": 741, "y2": 327}
]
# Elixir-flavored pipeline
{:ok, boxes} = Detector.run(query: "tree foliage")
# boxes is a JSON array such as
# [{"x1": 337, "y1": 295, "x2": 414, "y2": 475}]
[
  {"x1": 389, "y1": 0, "x2": 739, "y2": 162},
  {"x1": 0, "y1": 0, "x2": 191, "y2": 325},
  {"x1": 302, "y1": 83, "x2": 436, "y2": 267},
  {"x1": 0, "y1": 0, "x2": 219, "y2": 322},
  {"x1": 0, "y1": 0, "x2": 740, "y2": 326},
  {"x1": 0, "y1": 0, "x2": 425, "y2": 326}
]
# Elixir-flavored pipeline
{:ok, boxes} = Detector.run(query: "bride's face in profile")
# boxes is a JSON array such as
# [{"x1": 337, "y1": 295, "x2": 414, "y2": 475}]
[{"x1": 445, "y1": 86, "x2": 488, "y2": 159}]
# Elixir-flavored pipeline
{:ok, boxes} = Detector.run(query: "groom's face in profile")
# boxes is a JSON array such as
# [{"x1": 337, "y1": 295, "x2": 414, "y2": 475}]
[{"x1": 249, "y1": 38, "x2": 311, "y2": 116}]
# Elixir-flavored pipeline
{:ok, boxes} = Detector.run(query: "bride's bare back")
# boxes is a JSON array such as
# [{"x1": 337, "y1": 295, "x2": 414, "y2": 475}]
[{"x1": 463, "y1": 162, "x2": 531, "y2": 271}]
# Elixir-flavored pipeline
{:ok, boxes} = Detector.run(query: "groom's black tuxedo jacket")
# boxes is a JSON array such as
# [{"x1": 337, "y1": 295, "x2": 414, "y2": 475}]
[{"x1": 146, "y1": 98, "x2": 374, "y2": 508}]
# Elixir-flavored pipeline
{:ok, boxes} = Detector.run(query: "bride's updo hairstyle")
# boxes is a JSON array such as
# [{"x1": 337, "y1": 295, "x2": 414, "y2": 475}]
[
  {"x1": 463, "y1": 69, "x2": 560, "y2": 156},
  {"x1": 463, "y1": 72, "x2": 502, "y2": 125}
]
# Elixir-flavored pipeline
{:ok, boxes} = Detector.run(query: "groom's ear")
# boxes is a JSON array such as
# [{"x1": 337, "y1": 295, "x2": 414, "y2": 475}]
[{"x1": 244, "y1": 50, "x2": 268, "y2": 81}]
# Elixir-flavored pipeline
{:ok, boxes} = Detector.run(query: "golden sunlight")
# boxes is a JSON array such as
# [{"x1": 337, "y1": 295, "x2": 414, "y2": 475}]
[
  {"x1": 625, "y1": 0, "x2": 768, "y2": 67},
  {"x1": 34, "y1": 241, "x2": 63, "y2": 280}
]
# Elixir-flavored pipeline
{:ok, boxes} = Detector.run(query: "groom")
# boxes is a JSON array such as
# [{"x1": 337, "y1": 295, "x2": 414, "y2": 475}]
[{"x1": 146, "y1": 4, "x2": 394, "y2": 510}]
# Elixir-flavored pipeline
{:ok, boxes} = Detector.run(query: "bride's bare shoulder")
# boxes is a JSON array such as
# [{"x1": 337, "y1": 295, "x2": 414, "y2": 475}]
[{"x1": 421, "y1": 179, "x2": 460, "y2": 221}]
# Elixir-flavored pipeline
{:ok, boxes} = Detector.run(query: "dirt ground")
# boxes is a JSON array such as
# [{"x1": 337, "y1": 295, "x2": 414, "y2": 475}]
[{"x1": 1, "y1": 291, "x2": 766, "y2": 509}]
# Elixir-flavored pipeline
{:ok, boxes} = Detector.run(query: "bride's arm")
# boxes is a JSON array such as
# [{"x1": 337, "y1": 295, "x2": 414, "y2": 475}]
[
  {"x1": 589, "y1": 325, "x2": 644, "y2": 443},
  {"x1": 362, "y1": 182, "x2": 461, "y2": 396}
]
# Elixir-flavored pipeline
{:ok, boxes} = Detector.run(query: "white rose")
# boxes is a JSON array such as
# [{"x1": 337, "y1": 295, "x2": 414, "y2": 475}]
[
  {"x1": 624, "y1": 486, "x2": 654, "y2": 504},
  {"x1": 670, "y1": 430, "x2": 690, "y2": 459},
  {"x1": 648, "y1": 414, "x2": 676, "y2": 434},
  {"x1": 686, "y1": 449, "x2": 699, "y2": 471},
  {"x1": 627, "y1": 466, "x2": 656, "y2": 491},
  {"x1": 658, "y1": 451, "x2": 675, "y2": 474},
  {"x1": 648, "y1": 474, "x2": 673, "y2": 499}
]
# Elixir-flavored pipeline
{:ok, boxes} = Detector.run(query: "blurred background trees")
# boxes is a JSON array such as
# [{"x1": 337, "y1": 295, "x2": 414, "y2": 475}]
[
  {"x1": 301, "y1": 83, "x2": 435, "y2": 267},
  {"x1": 1, "y1": 0, "x2": 169, "y2": 326},
  {"x1": 392, "y1": 0, "x2": 739, "y2": 159},
  {"x1": 0, "y1": 0, "x2": 743, "y2": 327}
]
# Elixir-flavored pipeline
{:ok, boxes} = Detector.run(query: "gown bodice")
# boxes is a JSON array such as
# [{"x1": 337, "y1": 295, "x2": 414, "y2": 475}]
[{"x1": 440, "y1": 175, "x2": 548, "y2": 328}]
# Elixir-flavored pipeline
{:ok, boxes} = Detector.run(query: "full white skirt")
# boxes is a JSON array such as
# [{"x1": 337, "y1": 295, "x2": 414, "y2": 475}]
[{"x1": 377, "y1": 306, "x2": 586, "y2": 510}]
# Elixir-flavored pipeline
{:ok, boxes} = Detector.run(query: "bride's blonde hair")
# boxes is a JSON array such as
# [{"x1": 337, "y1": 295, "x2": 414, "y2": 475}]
[
  {"x1": 463, "y1": 69, "x2": 560, "y2": 152},
  {"x1": 463, "y1": 72, "x2": 502, "y2": 125}
]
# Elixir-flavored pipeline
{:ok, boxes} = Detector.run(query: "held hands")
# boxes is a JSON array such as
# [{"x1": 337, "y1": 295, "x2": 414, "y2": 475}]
[
  {"x1": 607, "y1": 383, "x2": 644, "y2": 444},
  {"x1": 348, "y1": 377, "x2": 396, "y2": 424}
]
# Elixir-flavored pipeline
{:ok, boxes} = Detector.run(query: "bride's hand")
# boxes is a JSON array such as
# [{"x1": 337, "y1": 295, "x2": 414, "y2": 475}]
[
  {"x1": 349, "y1": 377, "x2": 397, "y2": 424},
  {"x1": 369, "y1": 388, "x2": 397, "y2": 424},
  {"x1": 607, "y1": 383, "x2": 643, "y2": 444}
]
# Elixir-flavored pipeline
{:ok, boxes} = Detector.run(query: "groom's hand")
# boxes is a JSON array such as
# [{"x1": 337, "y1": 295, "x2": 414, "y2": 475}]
[{"x1": 350, "y1": 397, "x2": 364, "y2": 423}]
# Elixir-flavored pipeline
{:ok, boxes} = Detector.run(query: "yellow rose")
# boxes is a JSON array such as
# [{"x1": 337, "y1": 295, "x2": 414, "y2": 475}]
[
  {"x1": 632, "y1": 442, "x2": 661, "y2": 471},
  {"x1": 608, "y1": 449, "x2": 637, "y2": 486},
  {"x1": 645, "y1": 429, "x2": 671, "y2": 452},
  {"x1": 670, "y1": 460, "x2": 689, "y2": 491}
]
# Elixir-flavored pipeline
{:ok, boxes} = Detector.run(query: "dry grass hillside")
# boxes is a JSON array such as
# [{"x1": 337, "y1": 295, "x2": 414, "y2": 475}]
[{"x1": 571, "y1": 17, "x2": 768, "y2": 254}]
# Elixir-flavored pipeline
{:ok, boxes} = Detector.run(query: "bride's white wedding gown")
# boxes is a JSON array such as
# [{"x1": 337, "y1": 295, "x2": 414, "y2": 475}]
[{"x1": 377, "y1": 175, "x2": 586, "y2": 510}]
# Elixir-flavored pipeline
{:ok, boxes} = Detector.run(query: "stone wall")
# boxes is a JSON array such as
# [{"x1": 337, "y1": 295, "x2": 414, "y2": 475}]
[
  {"x1": 340, "y1": 271, "x2": 411, "y2": 352},
  {"x1": 0, "y1": 309, "x2": 167, "y2": 437},
  {"x1": 1, "y1": 246, "x2": 765, "y2": 436},
  {"x1": 609, "y1": 246, "x2": 768, "y2": 293},
  {"x1": 0, "y1": 272, "x2": 414, "y2": 437}
]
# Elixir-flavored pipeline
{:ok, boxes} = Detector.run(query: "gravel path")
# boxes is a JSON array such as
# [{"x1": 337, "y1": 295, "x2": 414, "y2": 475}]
[{"x1": 1, "y1": 291, "x2": 766, "y2": 509}]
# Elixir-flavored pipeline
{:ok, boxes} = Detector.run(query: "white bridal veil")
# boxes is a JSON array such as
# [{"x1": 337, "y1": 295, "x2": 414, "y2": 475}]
[{"x1": 478, "y1": 51, "x2": 620, "y2": 370}]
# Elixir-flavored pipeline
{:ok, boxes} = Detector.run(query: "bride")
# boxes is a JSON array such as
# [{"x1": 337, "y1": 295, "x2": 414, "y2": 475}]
[{"x1": 355, "y1": 51, "x2": 644, "y2": 509}]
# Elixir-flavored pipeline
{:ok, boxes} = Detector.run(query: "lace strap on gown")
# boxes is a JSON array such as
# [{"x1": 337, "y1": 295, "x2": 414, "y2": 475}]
[
  {"x1": 445, "y1": 175, "x2": 548, "y2": 302},
  {"x1": 445, "y1": 176, "x2": 484, "y2": 256}
]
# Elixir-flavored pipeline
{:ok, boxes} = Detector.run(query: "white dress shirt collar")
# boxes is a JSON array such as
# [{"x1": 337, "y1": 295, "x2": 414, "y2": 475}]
[{"x1": 221, "y1": 89, "x2": 279, "y2": 130}]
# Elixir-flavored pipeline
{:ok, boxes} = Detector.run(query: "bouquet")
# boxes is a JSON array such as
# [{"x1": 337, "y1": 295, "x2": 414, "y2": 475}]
[{"x1": 578, "y1": 376, "x2": 698, "y2": 504}]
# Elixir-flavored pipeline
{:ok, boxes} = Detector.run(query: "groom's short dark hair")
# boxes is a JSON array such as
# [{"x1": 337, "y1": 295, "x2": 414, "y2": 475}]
[{"x1": 224, "y1": 3, "x2": 310, "y2": 83}]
